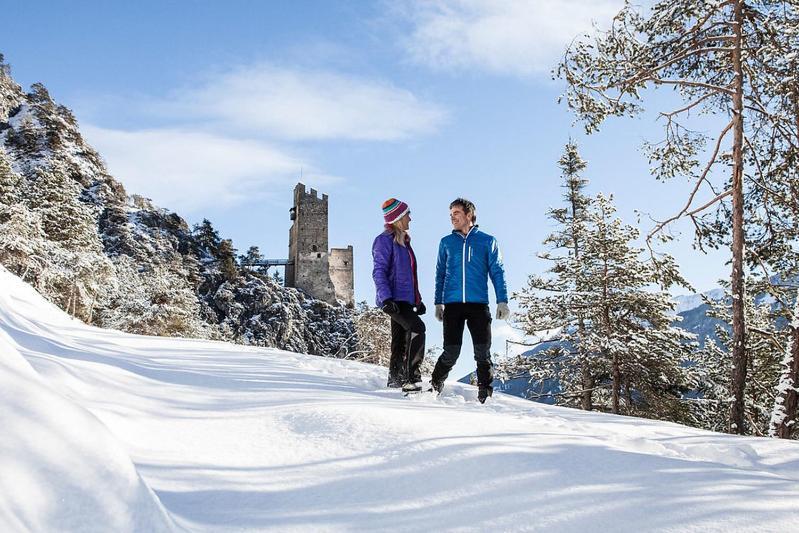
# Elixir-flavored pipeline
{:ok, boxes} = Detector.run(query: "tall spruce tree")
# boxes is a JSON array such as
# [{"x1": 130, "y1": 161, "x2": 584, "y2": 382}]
[
  {"x1": 558, "y1": 0, "x2": 798, "y2": 434},
  {"x1": 512, "y1": 142, "x2": 596, "y2": 410},
  {"x1": 513, "y1": 176, "x2": 694, "y2": 419},
  {"x1": 581, "y1": 194, "x2": 694, "y2": 420}
]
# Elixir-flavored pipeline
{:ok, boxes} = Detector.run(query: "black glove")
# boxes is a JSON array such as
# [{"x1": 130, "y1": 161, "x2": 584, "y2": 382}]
[
  {"x1": 381, "y1": 299, "x2": 399, "y2": 315},
  {"x1": 416, "y1": 302, "x2": 427, "y2": 316}
]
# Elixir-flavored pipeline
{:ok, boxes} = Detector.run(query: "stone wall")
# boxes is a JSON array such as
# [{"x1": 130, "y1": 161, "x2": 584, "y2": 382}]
[{"x1": 329, "y1": 245, "x2": 354, "y2": 307}]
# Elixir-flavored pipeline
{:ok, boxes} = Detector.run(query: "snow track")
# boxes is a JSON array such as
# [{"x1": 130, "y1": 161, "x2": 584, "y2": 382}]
[{"x1": 1, "y1": 266, "x2": 798, "y2": 532}]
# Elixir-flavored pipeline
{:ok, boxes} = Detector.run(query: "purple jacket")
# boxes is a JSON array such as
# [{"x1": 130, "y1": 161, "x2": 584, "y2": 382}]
[{"x1": 372, "y1": 230, "x2": 421, "y2": 307}]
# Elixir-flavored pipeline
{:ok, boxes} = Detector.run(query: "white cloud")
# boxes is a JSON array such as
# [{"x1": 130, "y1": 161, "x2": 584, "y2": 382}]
[
  {"x1": 77, "y1": 64, "x2": 445, "y2": 212},
  {"x1": 157, "y1": 64, "x2": 447, "y2": 141},
  {"x1": 397, "y1": 0, "x2": 624, "y2": 77},
  {"x1": 82, "y1": 125, "x2": 337, "y2": 214}
]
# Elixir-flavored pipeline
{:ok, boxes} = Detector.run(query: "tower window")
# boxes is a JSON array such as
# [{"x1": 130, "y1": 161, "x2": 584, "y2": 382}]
[
  {"x1": 317, "y1": 253, "x2": 322, "y2": 258},
  {"x1": 312, "y1": 245, "x2": 318, "y2": 252}
]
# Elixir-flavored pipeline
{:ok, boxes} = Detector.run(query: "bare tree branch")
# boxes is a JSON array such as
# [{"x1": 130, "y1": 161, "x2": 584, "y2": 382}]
[{"x1": 647, "y1": 120, "x2": 735, "y2": 243}]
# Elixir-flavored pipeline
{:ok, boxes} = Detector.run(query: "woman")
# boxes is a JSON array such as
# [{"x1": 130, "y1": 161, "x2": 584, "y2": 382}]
[{"x1": 372, "y1": 198, "x2": 426, "y2": 392}]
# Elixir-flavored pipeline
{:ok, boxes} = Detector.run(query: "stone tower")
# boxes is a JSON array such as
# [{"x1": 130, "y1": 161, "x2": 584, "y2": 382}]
[
  {"x1": 286, "y1": 183, "x2": 354, "y2": 307},
  {"x1": 329, "y1": 245, "x2": 354, "y2": 306}
]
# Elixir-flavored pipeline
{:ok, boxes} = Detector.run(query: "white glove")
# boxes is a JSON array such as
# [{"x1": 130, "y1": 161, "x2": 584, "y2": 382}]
[
  {"x1": 496, "y1": 302, "x2": 510, "y2": 321},
  {"x1": 435, "y1": 304, "x2": 445, "y2": 322}
]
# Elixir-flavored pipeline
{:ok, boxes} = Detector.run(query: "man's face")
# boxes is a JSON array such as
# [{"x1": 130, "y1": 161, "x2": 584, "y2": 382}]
[{"x1": 450, "y1": 206, "x2": 471, "y2": 232}]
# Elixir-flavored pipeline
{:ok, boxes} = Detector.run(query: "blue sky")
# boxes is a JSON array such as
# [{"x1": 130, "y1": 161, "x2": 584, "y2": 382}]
[{"x1": 3, "y1": 1, "x2": 730, "y2": 375}]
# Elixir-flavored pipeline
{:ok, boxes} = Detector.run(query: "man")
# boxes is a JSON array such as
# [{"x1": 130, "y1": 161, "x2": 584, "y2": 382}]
[{"x1": 431, "y1": 198, "x2": 509, "y2": 403}]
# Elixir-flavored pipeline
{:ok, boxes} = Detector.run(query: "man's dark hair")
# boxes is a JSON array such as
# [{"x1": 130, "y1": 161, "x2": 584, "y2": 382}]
[{"x1": 450, "y1": 198, "x2": 477, "y2": 223}]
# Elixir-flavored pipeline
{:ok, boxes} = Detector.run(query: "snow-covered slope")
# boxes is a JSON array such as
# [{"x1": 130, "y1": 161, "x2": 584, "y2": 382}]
[
  {"x1": 0, "y1": 270, "x2": 176, "y2": 532},
  {"x1": 2, "y1": 266, "x2": 799, "y2": 532}
]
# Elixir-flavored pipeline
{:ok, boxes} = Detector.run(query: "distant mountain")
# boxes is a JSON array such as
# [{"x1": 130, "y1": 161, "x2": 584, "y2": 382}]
[
  {"x1": 672, "y1": 288, "x2": 727, "y2": 347},
  {"x1": 0, "y1": 55, "x2": 355, "y2": 356},
  {"x1": 673, "y1": 288, "x2": 725, "y2": 314}
]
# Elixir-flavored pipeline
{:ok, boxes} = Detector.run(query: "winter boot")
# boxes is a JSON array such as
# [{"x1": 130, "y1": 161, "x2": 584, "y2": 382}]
[
  {"x1": 429, "y1": 379, "x2": 444, "y2": 395},
  {"x1": 478, "y1": 385, "x2": 493, "y2": 404},
  {"x1": 402, "y1": 382, "x2": 422, "y2": 394}
]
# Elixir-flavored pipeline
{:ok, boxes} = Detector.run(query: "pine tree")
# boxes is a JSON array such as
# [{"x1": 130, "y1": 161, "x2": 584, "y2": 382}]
[
  {"x1": 694, "y1": 280, "x2": 792, "y2": 436},
  {"x1": 217, "y1": 239, "x2": 239, "y2": 282},
  {"x1": 513, "y1": 186, "x2": 694, "y2": 420},
  {"x1": 0, "y1": 148, "x2": 21, "y2": 206},
  {"x1": 0, "y1": 203, "x2": 47, "y2": 282},
  {"x1": 581, "y1": 194, "x2": 694, "y2": 420},
  {"x1": 239, "y1": 245, "x2": 264, "y2": 266},
  {"x1": 512, "y1": 142, "x2": 596, "y2": 410},
  {"x1": 98, "y1": 256, "x2": 206, "y2": 337},
  {"x1": 192, "y1": 219, "x2": 221, "y2": 259},
  {"x1": 558, "y1": 0, "x2": 798, "y2": 433},
  {"x1": 769, "y1": 296, "x2": 799, "y2": 439},
  {"x1": 239, "y1": 245, "x2": 271, "y2": 275}
]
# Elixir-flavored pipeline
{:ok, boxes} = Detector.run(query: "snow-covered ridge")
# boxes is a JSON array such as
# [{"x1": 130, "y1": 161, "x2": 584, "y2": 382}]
[
  {"x1": 673, "y1": 288, "x2": 725, "y2": 314},
  {"x1": 2, "y1": 265, "x2": 799, "y2": 532}
]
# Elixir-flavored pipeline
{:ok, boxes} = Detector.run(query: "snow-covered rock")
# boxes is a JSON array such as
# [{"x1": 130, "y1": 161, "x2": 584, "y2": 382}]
[{"x1": 0, "y1": 60, "x2": 354, "y2": 357}]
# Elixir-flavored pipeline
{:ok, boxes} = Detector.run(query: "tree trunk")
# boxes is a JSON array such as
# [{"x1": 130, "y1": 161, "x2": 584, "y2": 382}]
[
  {"x1": 776, "y1": 329, "x2": 799, "y2": 439},
  {"x1": 612, "y1": 353, "x2": 620, "y2": 414},
  {"x1": 581, "y1": 360, "x2": 594, "y2": 411},
  {"x1": 624, "y1": 376, "x2": 633, "y2": 411},
  {"x1": 572, "y1": 186, "x2": 593, "y2": 411},
  {"x1": 728, "y1": 0, "x2": 748, "y2": 435},
  {"x1": 771, "y1": 325, "x2": 799, "y2": 439}
]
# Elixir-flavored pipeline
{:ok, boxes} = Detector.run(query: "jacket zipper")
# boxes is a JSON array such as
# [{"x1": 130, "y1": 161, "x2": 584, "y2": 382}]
[{"x1": 461, "y1": 227, "x2": 475, "y2": 303}]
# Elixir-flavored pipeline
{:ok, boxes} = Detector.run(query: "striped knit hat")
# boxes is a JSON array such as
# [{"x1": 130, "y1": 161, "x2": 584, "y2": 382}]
[{"x1": 381, "y1": 198, "x2": 410, "y2": 224}]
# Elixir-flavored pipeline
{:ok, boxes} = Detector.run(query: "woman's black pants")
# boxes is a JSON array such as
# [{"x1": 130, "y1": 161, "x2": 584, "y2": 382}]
[{"x1": 387, "y1": 302, "x2": 426, "y2": 386}]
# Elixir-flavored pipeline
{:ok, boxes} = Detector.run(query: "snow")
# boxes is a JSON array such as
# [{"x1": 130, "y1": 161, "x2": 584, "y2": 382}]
[
  {"x1": 673, "y1": 288, "x2": 725, "y2": 314},
  {"x1": 1, "y1": 265, "x2": 799, "y2": 532}
]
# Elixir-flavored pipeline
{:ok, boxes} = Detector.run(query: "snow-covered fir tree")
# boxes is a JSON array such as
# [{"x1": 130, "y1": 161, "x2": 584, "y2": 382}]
[
  {"x1": 769, "y1": 296, "x2": 799, "y2": 439},
  {"x1": 583, "y1": 194, "x2": 695, "y2": 421},
  {"x1": 507, "y1": 142, "x2": 596, "y2": 410},
  {"x1": 510, "y1": 174, "x2": 696, "y2": 422},
  {"x1": 691, "y1": 278, "x2": 796, "y2": 436},
  {"x1": 558, "y1": 0, "x2": 799, "y2": 433}
]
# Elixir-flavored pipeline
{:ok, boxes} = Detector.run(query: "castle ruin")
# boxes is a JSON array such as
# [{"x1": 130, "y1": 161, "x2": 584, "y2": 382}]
[{"x1": 285, "y1": 183, "x2": 354, "y2": 307}]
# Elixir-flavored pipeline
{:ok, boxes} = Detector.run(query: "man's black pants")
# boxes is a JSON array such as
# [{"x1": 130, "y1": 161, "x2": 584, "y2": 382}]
[
  {"x1": 431, "y1": 303, "x2": 493, "y2": 388},
  {"x1": 387, "y1": 302, "x2": 426, "y2": 385}
]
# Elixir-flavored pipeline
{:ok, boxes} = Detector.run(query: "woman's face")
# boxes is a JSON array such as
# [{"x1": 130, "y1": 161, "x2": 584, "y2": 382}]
[{"x1": 396, "y1": 212, "x2": 411, "y2": 231}]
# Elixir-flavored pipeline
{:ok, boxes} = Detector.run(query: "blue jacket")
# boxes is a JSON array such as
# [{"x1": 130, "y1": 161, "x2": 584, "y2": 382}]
[
  {"x1": 434, "y1": 226, "x2": 508, "y2": 305},
  {"x1": 372, "y1": 230, "x2": 421, "y2": 307}
]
